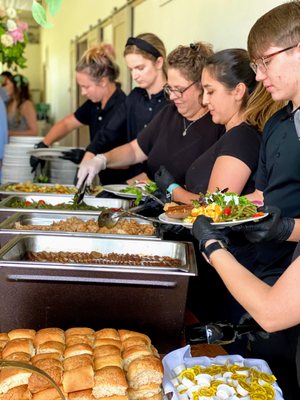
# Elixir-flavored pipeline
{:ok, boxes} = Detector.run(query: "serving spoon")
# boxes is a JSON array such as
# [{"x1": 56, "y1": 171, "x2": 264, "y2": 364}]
[{"x1": 98, "y1": 209, "x2": 166, "y2": 228}]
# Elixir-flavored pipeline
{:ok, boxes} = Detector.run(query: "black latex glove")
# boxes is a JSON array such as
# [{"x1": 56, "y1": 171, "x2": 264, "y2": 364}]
[
  {"x1": 30, "y1": 141, "x2": 48, "y2": 173},
  {"x1": 192, "y1": 215, "x2": 230, "y2": 250},
  {"x1": 154, "y1": 165, "x2": 176, "y2": 194},
  {"x1": 232, "y1": 205, "x2": 295, "y2": 243},
  {"x1": 60, "y1": 148, "x2": 85, "y2": 164}
]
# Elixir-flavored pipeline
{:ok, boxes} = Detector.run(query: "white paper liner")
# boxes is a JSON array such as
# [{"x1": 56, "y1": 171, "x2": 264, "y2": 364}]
[{"x1": 162, "y1": 345, "x2": 283, "y2": 400}]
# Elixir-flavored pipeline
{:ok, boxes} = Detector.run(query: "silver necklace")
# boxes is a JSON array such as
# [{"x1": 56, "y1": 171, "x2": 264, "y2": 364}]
[{"x1": 182, "y1": 117, "x2": 199, "y2": 136}]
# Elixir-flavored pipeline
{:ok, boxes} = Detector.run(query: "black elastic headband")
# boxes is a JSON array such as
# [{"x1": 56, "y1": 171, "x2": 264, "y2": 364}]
[{"x1": 125, "y1": 37, "x2": 161, "y2": 59}]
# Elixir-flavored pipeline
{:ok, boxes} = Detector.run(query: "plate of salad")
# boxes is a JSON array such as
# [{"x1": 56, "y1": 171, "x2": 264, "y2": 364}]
[
  {"x1": 102, "y1": 181, "x2": 158, "y2": 205},
  {"x1": 160, "y1": 189, "x2": 267, "y2": 228}
]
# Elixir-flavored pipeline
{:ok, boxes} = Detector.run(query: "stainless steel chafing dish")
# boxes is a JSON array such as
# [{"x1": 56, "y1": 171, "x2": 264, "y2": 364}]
[
  {"x1": 0, "y1": 235, "x2": 197, "y2": 351},
  {"x1": 0, "y1": 194, "x2": 134, "y2": 215},
  {"x1": 0, "y1": 212, "x2": 160, "y2": 242}
]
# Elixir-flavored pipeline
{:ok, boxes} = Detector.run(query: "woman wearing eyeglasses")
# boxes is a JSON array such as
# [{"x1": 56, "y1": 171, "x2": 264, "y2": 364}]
[
  {"x1": 154, "y1": 49, "x2": 284, "y2": 203},
  {"x1": 77, "y1": 42, "x2": 225, "y2": 188}
]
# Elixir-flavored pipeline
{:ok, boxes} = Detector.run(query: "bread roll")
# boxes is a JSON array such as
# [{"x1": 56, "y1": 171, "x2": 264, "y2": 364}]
[
  {"x1": 118, "y1": 331, "x2": 151, "y2": 346},
  {"x1": 65, "y1": 328, "x2": 95, "y2": 338},
  {"x1": 127, "y1": 356, "x2": 163, "y2": 389},
  {"x1": 0, "y1": 334, "x2": 9, "y2": 341},
  {"x1": 92, "y1": 367, "x2": 128, "y2": 398},
  {"x1": 63, "y1": 355, "x2": 93, "y2": 372},
  {"x1": 32, "y1": 386, "x2": 66, "y2": 400},
  {"x1": 94, "y1": 355, "x2": 122, "y2": 371},
  {"x1": 122, "y1": 346, "x2": 154, "y2": 371},
  {"x1": 95, "y1": 329, "x2": 120, "y2": 341},
  {"x1": 0, "y1": 384, "x2": 31, "y2": 400},
  {"x1": 64, "y1": 344, "x2": 93, "y2": 359},
  {"x1": 63, "y1": 365, "x2": 94, "y2": 393},
  {"x1": 28, "y1": 358, "x2": 63, "y2": 393},
  {"x1": 3, "y1": 352, "x2": 31, "y2": 363},
  {"x1": 2, "y1": 339, "x2": 35, "y2": 359},
  {"x1": 36, "y1": 341, "x2": 65, "y2": 355},
  {"x1": 34, "y1": 328, "x2": 65, "y2": 347},
  {"x1": 8, "y1": 329, "x2": 36, "y2": 341},
  {"x1": 94, "y1": 339, "x2": 122, "y2": 350},
  {"x1": 121, "y1": 337, "x2": 150, "y2": 351},
  {"x1": 0, "y1": 369, "x2": 32, "y2": 394},
  {"x1": 66, "y1": 335, "x2": 95, "y2": 348},
  {"x1": 68, "y1": 389, "x2": 96, "y2": 400},
  {"x1": 96, "y1": 396, "x2": 128, "y2": 400},
  {"x1": 127, "y1": 384, "x2": 161, "y2": 400},
  {"x1": 31, "y1": 353, "x2": 63, "y2": 364},
  {"x1": 0, "y1": 341, "x2": 8, "y2": 354},
  {"x1": 93, "y1": 346, "x2": 121, "y2": 359}
]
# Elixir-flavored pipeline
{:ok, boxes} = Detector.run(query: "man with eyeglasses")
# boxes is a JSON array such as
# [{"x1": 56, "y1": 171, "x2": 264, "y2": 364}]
[{"x1": 222, "y1": 1, "x2": 300, "y2": 397}]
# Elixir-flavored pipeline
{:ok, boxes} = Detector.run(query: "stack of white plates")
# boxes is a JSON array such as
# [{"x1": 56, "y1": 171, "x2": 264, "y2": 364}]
[
  {"x1": 50, "y1": 157, "x2": 78, "y2": 185},
  {"x1": 1, "y1": 136, "x2": 41, "y2": 183}
]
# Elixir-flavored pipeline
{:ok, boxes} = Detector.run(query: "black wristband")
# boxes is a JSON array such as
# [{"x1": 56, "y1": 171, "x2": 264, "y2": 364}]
[{"x1": 202, "y1": 240, "x2": 226, "y2": 263}]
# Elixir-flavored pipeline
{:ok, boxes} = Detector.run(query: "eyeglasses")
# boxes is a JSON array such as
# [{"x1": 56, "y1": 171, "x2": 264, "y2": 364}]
[
  {"x1": 250, "y1": 44, "x2": 298, "y2": 73},
  {"x1": 163, "y1": 81, "x2": 197, "y2": 98}
]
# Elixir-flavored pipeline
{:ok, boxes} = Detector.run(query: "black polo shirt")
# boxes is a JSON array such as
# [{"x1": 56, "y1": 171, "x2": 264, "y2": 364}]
[
  {"x1": 256, "y1": 103, "x2": 300, "y2": 218},
  {"x1": 75, "y1": 86, "x2": 126, "y2": 145}
]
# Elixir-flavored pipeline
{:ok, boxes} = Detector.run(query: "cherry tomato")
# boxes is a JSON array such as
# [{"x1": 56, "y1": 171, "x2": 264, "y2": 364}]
[
  {"x1": 252, "y1": 212, "x2": 265, "y2": 218},
  {"x1": 223, "y1": 207, "x2": 232, "y2": 216},
  {"x1": 24, "y1": 201, "x2": 32, "y2": 205},
  {"x1": 38, "y1": 199, "x2": 46, "y2": 205}
]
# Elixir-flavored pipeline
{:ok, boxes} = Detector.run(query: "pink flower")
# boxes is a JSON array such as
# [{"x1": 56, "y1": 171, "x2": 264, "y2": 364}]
[
  {"x1": 17, "y1": 21, "x2": 28, "y2": 32},
  {"x1": 10, "y1": 28, "x2": 24, "y2": 43}
]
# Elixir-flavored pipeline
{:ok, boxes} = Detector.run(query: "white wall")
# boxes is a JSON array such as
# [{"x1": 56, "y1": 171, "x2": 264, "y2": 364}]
[{"x1": 41, "y1": 0, "x2": 284, "y2": 124}]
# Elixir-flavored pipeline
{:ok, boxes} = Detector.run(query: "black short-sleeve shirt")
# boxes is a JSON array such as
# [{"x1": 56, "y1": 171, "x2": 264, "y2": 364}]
[
  {"x1": 185, "y1": 122, "x2": 261, "y2": 195},
  {"x1": 255, "y1": 103, "x2": 300, "y2": 217},
  {"x1": 138, "y1": 103, "x2": 225, "y2": 184},
  {"x1": 74, "y1": 86, "x2": 126, "y2": 144}
]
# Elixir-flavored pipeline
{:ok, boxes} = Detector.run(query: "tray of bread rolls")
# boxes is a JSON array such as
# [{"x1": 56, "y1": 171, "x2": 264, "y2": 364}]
[{"x1": 0, "y1": 327, "x2": 164, "y2": 400}]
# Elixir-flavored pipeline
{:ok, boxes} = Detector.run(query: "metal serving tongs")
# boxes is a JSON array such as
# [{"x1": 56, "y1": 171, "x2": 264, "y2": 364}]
[
  {"x1": 98, "y1": 209, "x2": 166, "y2": 228},
  {"x1": 73, "y1": 175, "x2": 89, "y2": 205}
]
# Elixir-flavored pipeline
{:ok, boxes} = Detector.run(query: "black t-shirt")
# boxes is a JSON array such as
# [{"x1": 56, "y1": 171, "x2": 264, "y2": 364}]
[
  {"x1": 138, "y1": 103, "x2": 225, "y2": 184},
  {"x1": 256, "y1": 103, "x2": 300, "y2": 218},
  {"x1": 185, "y1": 122, "x2": 261, "y2": 195},
  {"x1": 75, "y1": 87, "x2": 128, "y2": 184}
]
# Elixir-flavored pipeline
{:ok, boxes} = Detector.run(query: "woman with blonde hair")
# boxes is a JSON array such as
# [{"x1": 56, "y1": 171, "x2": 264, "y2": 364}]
[
  {"x1": 80, "y1": 32, "x2": 169, "y2": 182},
  {"x1": 30, "y1": 43, "x2": 127, "y2": 184}
]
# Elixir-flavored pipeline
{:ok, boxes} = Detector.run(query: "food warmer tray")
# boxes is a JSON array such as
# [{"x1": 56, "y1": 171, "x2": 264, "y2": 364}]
[
  {"x1": 0, "y1": 212, "x2": 161, "y2": 242},
  {"x1": 0, "y1": 194, "x2": 134, "y2": 215},
  {"x1": 0, "y1": 182, "x2": 101, "y2": 198},
  {"x1": 0, "y1": 235, "x2": 197, "y2": 351}
]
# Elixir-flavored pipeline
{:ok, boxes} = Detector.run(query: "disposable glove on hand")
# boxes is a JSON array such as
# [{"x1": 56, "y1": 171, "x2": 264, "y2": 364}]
[
  {"x1": 76, "y1": 154, "x2": 107, "y2": 188},
  {"x1": 60, "y1": 148, "x2": 85, "y2": 164},
  {"x1": 30, "y1": 141, "x2": 48, "y2": 173},
  {"x1": 232, "y1": 205, "x2": 295, "y2": 243},
  {"x1": 192, "y1": 215, "x2": 229, "y2": 250},
  {"x1": 154, "y1": 165, "x2": 176, "y2": 193}
]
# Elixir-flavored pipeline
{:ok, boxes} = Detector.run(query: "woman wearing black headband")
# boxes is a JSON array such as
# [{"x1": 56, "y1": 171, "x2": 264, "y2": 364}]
[
  {"x1": 81, "y1": 33, "x2": 168, "y2": 182},
  {"x1": 77, "y1": 42, "x2": 224, "y2": 188}
]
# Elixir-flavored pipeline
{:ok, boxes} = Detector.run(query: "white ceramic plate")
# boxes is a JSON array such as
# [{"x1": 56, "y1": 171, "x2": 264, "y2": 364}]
[
  {"x1": 158, "y1": 212, "x2": 268, "y2": 229},
  {"x1": 27, "y1": 147, "x2": 71, "y2": 160},
  {"x1": 102, "y1": 184, "x2": 148, "y2": 199}
]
